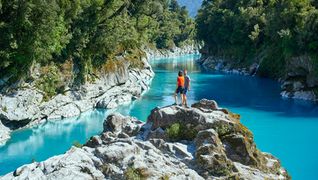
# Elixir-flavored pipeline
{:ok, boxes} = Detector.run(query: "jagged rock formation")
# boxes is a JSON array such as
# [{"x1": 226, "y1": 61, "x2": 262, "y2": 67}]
[
  {"x1": 1, "y1": 99, "x2": 290, "y2": 180},
  {"x1": 0, "y1": 57, "x2": 154, "y2": 144},
  {"x1": 196, "y1": 57, "x2": 259, "y2": 76},
  {"x1": 279, "y1": 54, "x2": 318, "y2": 101},
  {"x1": 143, "y1": 43, "x2": 200, "y2": 59},
  {"x1": 197, "y1": 55, "x2": 318, "y2": 102}
]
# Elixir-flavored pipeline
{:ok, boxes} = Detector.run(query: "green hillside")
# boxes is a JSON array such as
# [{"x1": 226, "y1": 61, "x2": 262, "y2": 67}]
[{"x1": 0, "y1": 0, "x2": 196, "y2": 90}]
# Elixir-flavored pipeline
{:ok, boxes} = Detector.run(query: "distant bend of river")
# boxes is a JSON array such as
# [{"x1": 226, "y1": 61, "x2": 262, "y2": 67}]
[{"x1": 0, "y1": 54, "x2": 317, "y2": 180}]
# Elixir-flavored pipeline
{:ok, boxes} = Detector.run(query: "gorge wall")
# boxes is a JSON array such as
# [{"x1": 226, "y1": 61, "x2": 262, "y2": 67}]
[
  {"x1": 143, "y1": 43, "x2": 200, "y2": 59},
  {"x1": 196, "y1": 54, "x2": 318, "y2": 102},
  {"x1": 0, "y1": 56, "x2": 154, "y2": 144}
]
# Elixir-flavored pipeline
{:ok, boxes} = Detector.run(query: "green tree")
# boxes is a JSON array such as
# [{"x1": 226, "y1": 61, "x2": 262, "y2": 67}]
[{"x1": 0, "y1": 0, "x2": 67, "y2": 82}]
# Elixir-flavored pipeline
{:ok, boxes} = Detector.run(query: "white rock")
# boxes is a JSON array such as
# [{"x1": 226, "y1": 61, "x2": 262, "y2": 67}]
[
  {"x1": 0, "y1": 121, "x2": 10, "y2": 144},
  {"x1": 293, "y1": 81, "x2": 305, "y2": 91},
  {"x1": 293, "y1": 90, "x2": 316, "y2": 101},
  {"x1": 47, "y1": 103, "x2": 81, "y2": 120},
  {"x1": 73, "y1": 100, "x2": 94, "y2": 112}
]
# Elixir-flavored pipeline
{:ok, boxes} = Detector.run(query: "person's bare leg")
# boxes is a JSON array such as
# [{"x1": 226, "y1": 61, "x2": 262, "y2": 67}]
[
  {"x1": 180, "y1": 94, "x2": 184, "y2": 104},
  {"x1": 183, "y1": 94, "x2": 187, "y2": 105},
  {"x1": 174, "y1": 93, "x2": 178, "y2": 104}
]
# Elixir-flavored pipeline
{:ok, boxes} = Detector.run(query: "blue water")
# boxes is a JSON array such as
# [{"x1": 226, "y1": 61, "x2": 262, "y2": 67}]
[{"x1": 1, "y1": 54, "x2": 318, "y2": 179}]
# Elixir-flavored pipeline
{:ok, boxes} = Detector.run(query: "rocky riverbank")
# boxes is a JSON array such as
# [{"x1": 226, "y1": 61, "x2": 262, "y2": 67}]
[
  {"x1": 0, "y1": 57, "x2": 154, "y2": 144},
  {"x1": 143, "y1": 43, "x2": 201, "y2": 59},
  {"x1": 196, "y1": 57, "x2": 259, "y2": 76},
  {"x1": 0, "y1": 99, "x2": 290, "y2": 179},
  {"x1": 196, "y1": 55, "x2": 318, "y2": 102}
]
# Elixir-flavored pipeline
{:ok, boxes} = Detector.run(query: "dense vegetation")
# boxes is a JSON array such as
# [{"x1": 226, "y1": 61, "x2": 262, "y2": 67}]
[
  {"x1": 0, "y1": 0, "x2": 195, "y2": 86},
  {"x1": 196, "y1": 0, "x2": 318, "y2": 78}
]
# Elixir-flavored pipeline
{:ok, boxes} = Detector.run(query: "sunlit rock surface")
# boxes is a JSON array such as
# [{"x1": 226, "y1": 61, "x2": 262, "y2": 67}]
[{"x1": 1, "y1": 99, "x2": 290, "y2": 180}]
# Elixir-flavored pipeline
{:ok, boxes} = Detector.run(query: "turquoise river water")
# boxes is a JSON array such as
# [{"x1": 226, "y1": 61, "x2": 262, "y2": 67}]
[{"x1": 1, "y1": 54, "x2": 318, "y2": 179}]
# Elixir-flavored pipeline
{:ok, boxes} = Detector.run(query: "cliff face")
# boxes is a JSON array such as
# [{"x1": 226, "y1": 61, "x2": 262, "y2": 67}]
[
  {"x1": 0, "y1": 56, "x2": 154, "y2": 144},
  {"x1": 279, "y1": 54, "x2": 318, "y2": 101},
  {"x1": 197, "y1": 54, "x2": 318, "y2": 102},
  {"x1": 143, "y1": 43, "x2": 201, "y2": 59},
  {"x1": 1, "y1": 99, "x2": 290, "y2": 180}
]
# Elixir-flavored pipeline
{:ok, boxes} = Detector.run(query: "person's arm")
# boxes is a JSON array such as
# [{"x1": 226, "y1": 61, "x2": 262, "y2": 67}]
[
  {"x1": 188, "y1": 81, "x2": 190, "y2": 91},
  {"x1": 176, "y1": 78, "x2": 178, "y2": 90}
]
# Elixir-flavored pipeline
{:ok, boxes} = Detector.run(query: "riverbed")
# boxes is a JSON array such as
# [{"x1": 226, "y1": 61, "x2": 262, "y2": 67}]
[{"x1": 1, "y1": 54, "x2": 317, "y2": 179}]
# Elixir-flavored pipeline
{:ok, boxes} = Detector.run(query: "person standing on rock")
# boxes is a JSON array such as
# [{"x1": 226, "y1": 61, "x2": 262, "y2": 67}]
[
  {"x1": 182, "y1": 69, "x2": 190, "y2": 107},
  {"x1": 173, "y1": 70, "x2": 184, "y2": 105}
]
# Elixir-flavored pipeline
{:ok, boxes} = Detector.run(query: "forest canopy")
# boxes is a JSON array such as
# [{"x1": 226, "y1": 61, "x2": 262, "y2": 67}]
[
  {"x1": 0, "y1": 0, "x2": 195, "y2": 83},
  {"x1": 196, "y1": 0, "x2": 318, "y2": 78}
]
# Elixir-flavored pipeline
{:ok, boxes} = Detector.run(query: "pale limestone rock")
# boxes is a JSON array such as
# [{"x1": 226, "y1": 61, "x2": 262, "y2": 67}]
[
  {"x1": 103, "y1": 113, "x2": 144, "y2": 136},
  {"x1": 293, "y1": 81, "x2": 305, "y2": 91},
  {"x1": 0, "y1": 121, "x2": 10, "y2": 144},
  {"x1": 1, "y1": 146, "x2": 105, "y2": 180},
  {"x1": 0, "y1": 89, "x2": 43, "y2": 121},
  {"x1": 143, "y1": 43, "x2": 200, "y2": 59},
  {"x1": 147, "y1": 127, "x2": 169, "y2": 141},
  {"x1": 293, "y1": 90, "x2": 316, "y2": 101},
  {"x1": 73, "y1": 99, "x2": 94, "y2": 112},
  {"x1": 47, "y1": 103, "x2": 81, "y2": 120}
]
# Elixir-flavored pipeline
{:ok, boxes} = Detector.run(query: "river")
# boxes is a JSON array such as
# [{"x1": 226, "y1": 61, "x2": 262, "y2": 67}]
[{"x1": 1, "y1": 54, "x2": 318, "y2": 179}]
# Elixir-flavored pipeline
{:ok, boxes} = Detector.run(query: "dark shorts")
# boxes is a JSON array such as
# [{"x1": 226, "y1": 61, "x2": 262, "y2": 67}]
[
  {"x1": 183, "y1": 87, "x2": 188, "y2": 95},
  {"x1": 175, "y1": 86, "x2": 185, "y2": 94}
]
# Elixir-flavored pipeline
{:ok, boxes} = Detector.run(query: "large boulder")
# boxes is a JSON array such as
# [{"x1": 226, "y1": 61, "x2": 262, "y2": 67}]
[{"x1": 103, "y1": 113, "x2": 144, "y2": 136}]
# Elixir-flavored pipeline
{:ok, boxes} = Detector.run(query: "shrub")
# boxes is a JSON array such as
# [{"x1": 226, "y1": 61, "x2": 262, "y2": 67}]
[
  {"x1": 30, "y1": 156, "x2": 36, "y2": 163},
  {"x1": 177, "y1": 41, "x2": 184, "y2": 48},
  {"x1": 165, "y1": 123, "x2": 198, "y2": 141},
  {"x1": 36, "y1": 64, "x2": 61, "y2": 97},
  {"x1": 2, "y1": 106, "x2": 7, "y2": 113},
  {"x1": 72, "y1": 141, "x2": 83, "y2": 148},
  {"x1": 124, "y1": 167, "x2": 149, "y2": 180},
  {"x1": 216, "y1": 125, "x2": 229, "y2": 136},
  {"x1": 166, "y1": 123, "x2": 180, "y2": 140}
]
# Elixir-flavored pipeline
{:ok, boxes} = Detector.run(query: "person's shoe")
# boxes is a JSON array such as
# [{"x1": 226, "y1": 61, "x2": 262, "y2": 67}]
[
  {"x1": 179, "y1": 103, "x2": 182, "y2": 106},
  {"x1": 172, "y1": 103, "x2": 177, "y2": 105},
  {"x1": 185, "y1": 104, "x2": 189, "y2": 108}
]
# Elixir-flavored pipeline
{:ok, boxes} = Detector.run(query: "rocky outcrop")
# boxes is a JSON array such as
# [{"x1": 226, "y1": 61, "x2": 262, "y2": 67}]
[
  {"x1": 143, "y1": 43, "x2": 200, "y2": 59},
  {"x1": 197, "y1": 54, "x2": 318, "y2": 102},
  {"x1": 1, "y1": 99, "x2": 290, "y2": 180},
  {"x1": 279, "y1": 55, "x2": 318, "y2": 101},
  {"x1": 0, "y1": 57, "x2": 154, "y2": 144},
  {"x1": 196, "y1": 57, "x2": 260, "y2": 76}
]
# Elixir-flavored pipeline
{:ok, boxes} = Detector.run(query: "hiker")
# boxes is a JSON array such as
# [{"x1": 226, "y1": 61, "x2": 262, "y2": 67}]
[
  {"x1": 173, "y1": 70, "x2": 184, "y2": 105},
  {"x1": 182, "y1": 69, "x2": 190, "y2": 107}
]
